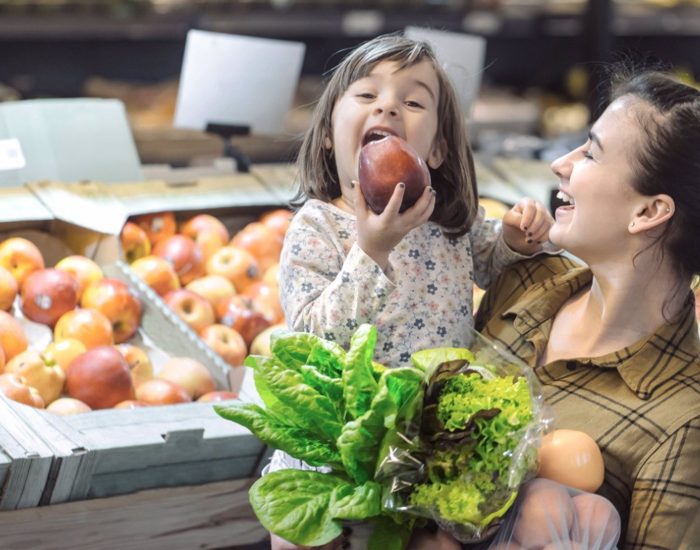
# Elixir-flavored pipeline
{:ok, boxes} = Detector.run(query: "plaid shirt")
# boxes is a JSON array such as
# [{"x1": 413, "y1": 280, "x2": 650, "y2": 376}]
[{"x1": 475, "y1": 255, "x2": 700, "y2": 550}]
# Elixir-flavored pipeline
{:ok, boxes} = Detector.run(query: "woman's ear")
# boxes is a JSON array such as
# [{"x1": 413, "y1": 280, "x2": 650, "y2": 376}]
[
  {"x1": 628, "y1": 194, "x2": 675, "y2": 234},
  {"x1": 427, "y1": 137, "x2": 447, "y2": 170},
  {"x1": 324, "y1": 136, "x2": 333, "y2": 150}
]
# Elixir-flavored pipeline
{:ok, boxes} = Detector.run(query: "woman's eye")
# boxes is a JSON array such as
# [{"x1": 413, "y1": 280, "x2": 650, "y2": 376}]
[{"x1": 583, "y1": 150, "x2": 594, "y2": 160}]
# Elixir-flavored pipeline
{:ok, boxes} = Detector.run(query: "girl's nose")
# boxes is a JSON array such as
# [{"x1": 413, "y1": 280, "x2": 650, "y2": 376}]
[{"x1": 374, "y1": 96, "x2": 399, "y2": 117}]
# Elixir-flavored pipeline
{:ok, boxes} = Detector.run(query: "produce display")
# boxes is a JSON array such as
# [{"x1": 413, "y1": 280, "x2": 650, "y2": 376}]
[
  {"x1": 216, "y1": 324, "x2": 545, "y2": 548},
  {"x1": 122, "y1": 208, "x2": 292, "y2": 368},
  {"x1": 0, "y1": 236, "x2": 227, "y2": 414}
]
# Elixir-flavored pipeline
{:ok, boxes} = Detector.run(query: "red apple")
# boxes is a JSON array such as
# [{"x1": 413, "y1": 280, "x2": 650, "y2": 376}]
[
  {"x1": 135, "y1": 378, "x2": 192, "y2": 406},
  {"x1": 0, "y1": 373, "x2": 45, "y2": 408},
  {"x1": 120, "y1": 221, "x2": 152, "y2": 264},
  {"x1": 231, "y1": 222, "x2": 283, "y2": 272},
  {"x1": 130, "y1": 255, "x2": 180, "y2": 297},
  {"x1": 0, "y1": 310, "x2": 28, "y2": 361},
  {"x1": 243, "y1": 281, "x2": 284, "y2": 324},
  {"x1": 5, "y1": 349, "x2": 65, "y2": 405},
  {"x1": 0, "y1": 237, "x2": 45, "y2": 285},
  {"x1": 185, "y1": 274, "x2": 236, "y2": 311},
  {"x1": 20, "y1": 268, "x2": 80, "y2": 327},
  {"x1": 158, "y1": 357, "x2": 216, "y2": 399},
  {"x1": 115, "y1": 344, "x2": 154, "y2": 388},
  {"x1": 180, "y1": 214, "x2": 229, "y2": 246},
  {"x1": 200, "y1": 324, "x2": 247, "y2": 367},
  {"x1": 131, "y1": 211, "x2": 176, "y2": 248},
  {"x1": 164, "y1": 289, "x2": 215, "y2": 333},
  {"x1": 54, "y1": 308, "x2": 114, "y2": 349},
  {"x1": 206, "y1": 246, "x2": 260, "y2": 293},
  {"x1": 113, "y1": 399, "x2": 150, "y2": 409},
  {"x1": 81, "y1": 278, "x2": 142, "y2": 343},
  {"x1": 250, "y1": 323, "x2": 287, "y2": 357},
  {"x1": 260, "y1": 209, "x2": 293, "y2": 238},
  {"x1": 46, "y1": 397, "x2": 92, "y2": 415},
  {"x1": 197, "y1": 390, "x2": 239, "y2": 402},
  {"x1": 216, "y1": 295, "x2": 271, "y2": 347},
  {"x1": 153, "y1": 234, "x2": 205, "y2": 285},
  {"x1": 54, "y1": 255, "x2": 104, "y2": 300},
  {"x1": 262, "y1": 263, "x2": 280, "y2": 288},
  {"x1": 358, "y1": 135, "x2": 430, "y2": 214},
  {"x1": 0, "y1": 265, "x2": 18, "y2": 311},
  {"x1": 42, "y1": 338, "x2": 87, "y2": 374},
  {"x1": 65, "y1": 346, "x2": 135, "y2": 409}
]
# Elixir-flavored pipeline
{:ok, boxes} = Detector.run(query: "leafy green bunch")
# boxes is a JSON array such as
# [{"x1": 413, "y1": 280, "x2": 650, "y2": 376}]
[
  {"x1": 397, "y1": 348, "x2": 538, "y2": 541},
  {"x1": 215, "y1": 324, "x2": 425, "y2": 548}
]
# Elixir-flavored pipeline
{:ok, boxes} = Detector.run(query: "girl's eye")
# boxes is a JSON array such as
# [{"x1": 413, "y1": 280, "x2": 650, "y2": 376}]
[
  {"x1": 583, "y1": 150, "x2": 594, "y2": 160},
  {"x1": 405, "y1": 100, "x2": 424, "y2": 109},
  {"x1": 356, "y1": 92, "x2": 375, "y2": 99}
]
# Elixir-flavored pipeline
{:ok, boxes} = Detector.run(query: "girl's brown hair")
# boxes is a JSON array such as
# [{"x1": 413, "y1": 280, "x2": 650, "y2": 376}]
[{"x1": 292, "y1": 32, "x2": 478, "y2": 236}]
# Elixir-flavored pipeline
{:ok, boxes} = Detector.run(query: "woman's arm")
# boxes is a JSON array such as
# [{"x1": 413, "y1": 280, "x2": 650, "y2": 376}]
[{"x1": 626, "y1": 416, "x2": 700, "y2": 549}]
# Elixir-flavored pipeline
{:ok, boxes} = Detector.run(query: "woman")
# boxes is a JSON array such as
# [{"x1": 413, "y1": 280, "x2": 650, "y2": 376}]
[{"x1": 475, "y1": 71, "x2": 700, "y2": 549}]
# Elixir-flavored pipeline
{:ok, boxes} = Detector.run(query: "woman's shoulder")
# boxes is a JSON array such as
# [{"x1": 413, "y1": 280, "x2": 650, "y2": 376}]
[{"x1": 474, "y1": 254, "x2": 584, "y2": 328}]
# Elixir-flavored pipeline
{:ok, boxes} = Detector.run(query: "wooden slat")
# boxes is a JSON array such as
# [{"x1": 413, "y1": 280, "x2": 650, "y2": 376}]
[
  {"x1": 0, "y1": 395, "x2": 55, "y2": 509},
  {"x1": 0, "y1": 478, "x2": 267, "y2": 549}
]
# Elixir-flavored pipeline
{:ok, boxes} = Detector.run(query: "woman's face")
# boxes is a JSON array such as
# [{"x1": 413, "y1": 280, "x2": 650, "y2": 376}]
[
  {"x1": 548, "y1": 96, "x2": 650, "y2": 261},
  {"x1": 329, "y1": 59, "x2": 445, "y2": 191}
]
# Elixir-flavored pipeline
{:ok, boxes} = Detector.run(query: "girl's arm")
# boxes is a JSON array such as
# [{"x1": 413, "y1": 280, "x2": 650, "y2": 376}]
[{"x1": 278, "y1": 211, "x2": 395, "y2": 344}]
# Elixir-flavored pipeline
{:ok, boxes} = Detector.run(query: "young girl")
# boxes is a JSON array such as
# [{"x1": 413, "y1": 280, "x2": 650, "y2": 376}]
[
  {"x1": 279, "y1": 32, "x2": 553, "y2": 369},
  {"x1": 268, "y1": 32, "x2": 554, "y2": 549}
]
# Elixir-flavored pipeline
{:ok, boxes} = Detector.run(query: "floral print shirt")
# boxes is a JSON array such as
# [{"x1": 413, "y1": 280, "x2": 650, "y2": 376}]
[{"x1": 279, "y1": 199, "x2": 526, "y2": 367}]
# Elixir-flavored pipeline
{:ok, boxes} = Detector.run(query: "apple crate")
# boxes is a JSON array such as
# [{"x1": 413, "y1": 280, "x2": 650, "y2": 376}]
[{"x1": 0, "y1": 184, "x2": 268, "y2": 504}]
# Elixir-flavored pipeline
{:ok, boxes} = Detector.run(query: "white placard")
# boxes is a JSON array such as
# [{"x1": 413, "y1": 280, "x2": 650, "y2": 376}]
[
  {"x1": 0, "y1": 99, "x2": 143, "y2": 187},
  {"x1": 174, "y1": 30, "x2": 306, "y2": 135},
  {"x1": 405, "y1": 27, "x2": 486, "y2": 117},
  {"x1": 0, "y1": 138, "x2": 26, "y2": 171}
]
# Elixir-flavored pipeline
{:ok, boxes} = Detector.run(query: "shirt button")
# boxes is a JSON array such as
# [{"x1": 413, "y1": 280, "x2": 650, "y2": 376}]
[{"x1": 566, "y1": 361, "x2": 577, "y2": 371}]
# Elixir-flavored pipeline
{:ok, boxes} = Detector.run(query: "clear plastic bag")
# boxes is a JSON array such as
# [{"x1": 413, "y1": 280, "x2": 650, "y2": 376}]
[
  {"x1": 376, "y1": 329, "x2": 549, "y2": 544},
  {"x1": 485, "y1": 478, "x2": 621, "y2": 550}
]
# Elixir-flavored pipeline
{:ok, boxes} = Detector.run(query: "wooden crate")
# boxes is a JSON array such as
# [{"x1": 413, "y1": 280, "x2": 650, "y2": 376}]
[{"x1": 0, "y1": 477, "x2": 267, "y2": 549}]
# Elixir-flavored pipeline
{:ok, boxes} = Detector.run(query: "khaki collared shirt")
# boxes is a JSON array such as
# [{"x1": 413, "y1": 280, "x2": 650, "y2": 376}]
[{"x1": 475, "y1": 256, "x2": 700, "y2": 550}]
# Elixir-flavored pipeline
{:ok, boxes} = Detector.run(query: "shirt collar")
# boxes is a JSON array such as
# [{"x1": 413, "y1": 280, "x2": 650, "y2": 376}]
[{"x1": 502, "y1": 267, "x2": 700, "y2": 399}]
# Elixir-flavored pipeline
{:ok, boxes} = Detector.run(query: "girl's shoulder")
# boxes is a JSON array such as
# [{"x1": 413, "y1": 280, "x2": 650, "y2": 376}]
[{"x1": 290, "y1": 199, "x2": 354, "y2": 234}]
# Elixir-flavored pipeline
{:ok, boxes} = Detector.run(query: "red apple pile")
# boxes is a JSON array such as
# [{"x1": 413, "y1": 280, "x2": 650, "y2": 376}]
[
  {"x1": 0, "y1": 236, "x2": 235, "y2": 414},
  {"x1": 123, "y1": 209, "x2": 292, "y2": 368}
]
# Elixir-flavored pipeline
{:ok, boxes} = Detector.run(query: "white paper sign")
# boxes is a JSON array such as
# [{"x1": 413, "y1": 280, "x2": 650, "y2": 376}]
[
  {"x1": 405, "y1": 27, "x2": 486, "y2": 117},
  {"x1": 0, "y1": 138, "x2": 26, "y2": 171},
  {"x1": 174, "y1": 30, "x2": 306, "y2": 135}
]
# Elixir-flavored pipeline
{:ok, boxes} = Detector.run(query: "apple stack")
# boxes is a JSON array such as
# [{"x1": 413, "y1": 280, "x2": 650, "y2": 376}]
[
  {"x1": 0, "y1": 236, "x2": 233, "y2": 415},
  {"x1": 122, "y1": 208, "x2": 291, "y2": 369}
]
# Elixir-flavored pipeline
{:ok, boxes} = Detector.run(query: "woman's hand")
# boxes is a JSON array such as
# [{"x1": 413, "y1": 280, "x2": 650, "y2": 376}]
[
  {"x1": 353, "y1": 180, "x2": 435, "y2": 272},
  {"x1": 502, "y1": 197, "x2": 554, "y2": 255}
]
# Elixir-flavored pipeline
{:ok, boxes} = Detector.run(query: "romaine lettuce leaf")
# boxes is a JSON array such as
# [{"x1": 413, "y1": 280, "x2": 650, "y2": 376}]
[
  {"x1": 342, "y1": 324, "x2": 379, "y2": 419},
  {"x1": 215, "y1": 403, "x2": 342, "y2": 468}
]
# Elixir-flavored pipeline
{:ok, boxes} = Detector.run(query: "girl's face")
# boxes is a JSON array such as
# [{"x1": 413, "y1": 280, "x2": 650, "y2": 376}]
[
  {"x1": 548, "y1": 96, "x2": 650, "y2": 262},
  {"x1": 329, "y1": 59, "x2": 445, "y2": 191}
]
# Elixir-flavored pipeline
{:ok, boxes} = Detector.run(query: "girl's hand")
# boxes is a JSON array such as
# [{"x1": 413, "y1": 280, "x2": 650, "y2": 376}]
[
  {"x1": 502, "y1": 197, "x2": 554, "y2": 255},
  {"x1": 353, "y1": 180, "x2": 435, "y2": 271}
]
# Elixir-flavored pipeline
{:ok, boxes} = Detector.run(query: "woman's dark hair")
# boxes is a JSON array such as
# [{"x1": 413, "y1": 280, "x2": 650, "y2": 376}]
[{"x1": 611, "y1": 71, "x2": 700, "y2": 280}]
